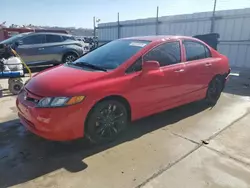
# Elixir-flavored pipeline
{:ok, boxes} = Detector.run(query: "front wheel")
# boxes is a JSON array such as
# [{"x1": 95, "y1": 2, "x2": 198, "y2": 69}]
[
  {"x1": 205, "y1": 77, "x2": 223, "y2": 106},
  {"x1": 85, "y1": 100, "x2": 128, "y2": 144},
  {"x1": 8, "y1": 79, "x2": 24, "y2": 95}
]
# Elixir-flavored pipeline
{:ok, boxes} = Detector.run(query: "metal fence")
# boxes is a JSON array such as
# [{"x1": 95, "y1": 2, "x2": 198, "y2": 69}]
[{"x1": 95, "y1": 7, "x2": 250, "y2": 69}]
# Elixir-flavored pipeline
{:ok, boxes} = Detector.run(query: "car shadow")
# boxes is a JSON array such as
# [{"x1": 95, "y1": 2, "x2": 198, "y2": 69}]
[{"x1": 0, "y1": 100, "x2": 209, "y2": 187}]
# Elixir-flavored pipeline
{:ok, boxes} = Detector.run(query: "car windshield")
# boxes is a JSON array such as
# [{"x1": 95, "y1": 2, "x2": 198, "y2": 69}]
[
  {"x1": 0, "y1": 33, "x2": 29, "y2": 45},
  {"x1": 70, "y1": 39, "x2": 150, "y2": 70}
]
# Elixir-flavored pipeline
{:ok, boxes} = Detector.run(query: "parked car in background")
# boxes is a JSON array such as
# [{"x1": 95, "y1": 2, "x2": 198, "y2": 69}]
[
  {"x1": 75, "y1": 37, "x2": 90, "y2": 54},
  {"x1": 16, "y1": 35, "x2": 230, "y2": 143},
  {"x1": 0, "y1": 27, "x2": 68, "y2": 41},
  {"x1": 0, "y1": 32, "x2": 84, "y2": 66}
]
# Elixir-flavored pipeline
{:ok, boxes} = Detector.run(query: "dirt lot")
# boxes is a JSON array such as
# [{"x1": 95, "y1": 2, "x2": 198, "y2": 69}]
[{"x1": 0, "y1": 71, "x2": 250, "y2": 188}]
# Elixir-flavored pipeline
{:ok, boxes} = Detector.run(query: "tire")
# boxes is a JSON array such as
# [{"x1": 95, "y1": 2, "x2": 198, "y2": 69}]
[
  {"x1": 85, "y1": 100, "x2": 128, "y2": 144},
  {"x1": 8, "y1": 79, "x2": 24, "y2": 95},
  {"x1": 62, "y1": 53, "x2": 77, "y2": 64},
  {"x1": 8, "y1": 78, "x2": 14, "y2": 85},
  {"x1": 205, "y1": 77, "x2": 223, "y2": 106}
]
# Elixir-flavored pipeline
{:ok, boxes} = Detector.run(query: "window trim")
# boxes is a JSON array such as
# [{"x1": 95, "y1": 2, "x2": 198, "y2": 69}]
[
  {"x1": 142, "y1": 40, "x2": 182, "y2": 67},
  {"x1": 183, "y1": 39, "x2": 212, "y2": 62}
]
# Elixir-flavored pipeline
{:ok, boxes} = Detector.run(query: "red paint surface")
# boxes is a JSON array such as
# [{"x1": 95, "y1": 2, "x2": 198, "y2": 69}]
[{"x1": 16, "y1": 36, "x2": 230, "y2": 141}]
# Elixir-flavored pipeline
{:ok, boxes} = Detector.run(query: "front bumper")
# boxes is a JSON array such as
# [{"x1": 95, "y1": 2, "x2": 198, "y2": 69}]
[{"x1": 16, "y1": 91, "x2": 90, "y2": 141}]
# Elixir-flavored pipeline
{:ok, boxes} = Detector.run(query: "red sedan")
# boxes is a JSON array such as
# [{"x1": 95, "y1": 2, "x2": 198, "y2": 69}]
[{"x1": 16, "y1": 36, "x2": 230, "y2": 143}]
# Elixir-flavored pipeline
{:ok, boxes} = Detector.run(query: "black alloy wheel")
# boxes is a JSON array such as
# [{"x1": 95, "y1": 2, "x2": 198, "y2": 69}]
[
  {"x1": 206, "y1": 77, "x2": 223, "y2": 105},
  {"x1": 86, "y1": 100, "x2": 128, "y2": 144}
]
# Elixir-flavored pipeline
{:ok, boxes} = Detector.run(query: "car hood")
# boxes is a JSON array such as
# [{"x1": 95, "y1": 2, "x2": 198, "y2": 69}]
[{"x1": 25, "y1": 65, "x2": 108, "y2": 97}]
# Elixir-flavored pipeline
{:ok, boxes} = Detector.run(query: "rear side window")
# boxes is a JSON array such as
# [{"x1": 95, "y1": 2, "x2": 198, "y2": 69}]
[
  {"x1": 46, "y1": 35, "x2": 62, "y2": 43},
  {"x1": 144, "y1": 41, "x2": 181, "y2": 67},
  {"x1": 183, "y1": 40, "x2": 211, "y2": 61},
  {"x1": 22, "y1": 35, "x2": 45, "y2": 45},
  {"x1": 63, "y1": 36, "x2": 76, "y2": 41}
]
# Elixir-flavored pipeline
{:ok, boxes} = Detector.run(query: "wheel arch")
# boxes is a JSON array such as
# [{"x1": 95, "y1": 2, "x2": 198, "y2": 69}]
[
  {"x1": 61, "y1": 51, "x2": 79, "y2": 62},
  {"x1": 84, "y1": 95, "x2": 132, "y2": 131},
  {"x1": 210, "y1": 74, "x2": 226, "y2": 84}
]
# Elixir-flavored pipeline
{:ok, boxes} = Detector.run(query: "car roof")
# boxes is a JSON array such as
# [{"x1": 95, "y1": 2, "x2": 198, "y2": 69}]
[
  {"x1": 27, "y1": 32, "x2": 72, "y2": 37},
  {"x1": 121, "y1": 35, "x2": 197, "y2": 42}
]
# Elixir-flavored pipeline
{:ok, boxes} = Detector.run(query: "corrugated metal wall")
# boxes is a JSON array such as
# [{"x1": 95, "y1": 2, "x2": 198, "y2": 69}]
[{"x1": 97, "y1": 8, "x2": 250, "y2": 68}]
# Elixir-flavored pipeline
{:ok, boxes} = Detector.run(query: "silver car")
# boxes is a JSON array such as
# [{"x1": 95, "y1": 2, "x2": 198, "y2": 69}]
[{"x1": 0, "y1": 32, "x2": 84, "y2": 66}]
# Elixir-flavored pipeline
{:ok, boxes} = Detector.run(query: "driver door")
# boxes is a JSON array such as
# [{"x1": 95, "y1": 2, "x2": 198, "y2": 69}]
[
  {"x1": 16, "y1": 34, "x2": 46, "y2": 65},
  {"x1": 142, "y1": 41, "x2": 187, "y2": 109},
  {"x1": 124, "y1": 57, "x2": 166, "y2": 119}
]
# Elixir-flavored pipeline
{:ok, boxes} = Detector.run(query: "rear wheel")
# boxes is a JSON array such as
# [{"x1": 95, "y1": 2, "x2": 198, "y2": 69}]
[
  {"x1": 205, "y1": 77, "x2": 223, "y2": 105},
  {"x1": 85, "y1": 100, "x2": 128, "y2": 144},
  {"x1": 62, "y1": 53, "x2": 77, "y2": 64}
]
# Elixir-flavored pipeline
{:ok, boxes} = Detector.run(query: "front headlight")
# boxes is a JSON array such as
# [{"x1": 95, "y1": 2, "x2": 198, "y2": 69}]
[{"x1": 37, "y1": 96, "x2": 85, "y2": 108}]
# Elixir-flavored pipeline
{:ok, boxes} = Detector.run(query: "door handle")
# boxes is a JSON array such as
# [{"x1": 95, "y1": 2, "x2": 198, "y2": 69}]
[
  {"x1": 38, "y1": 48, "x2": 44, "y2": 50},
  {"x1": 205, "y1": 63, "x2": 212, "y2": 67},
  {"x1": 174, "y1": 69, "x2": 184, "y2": 73}
]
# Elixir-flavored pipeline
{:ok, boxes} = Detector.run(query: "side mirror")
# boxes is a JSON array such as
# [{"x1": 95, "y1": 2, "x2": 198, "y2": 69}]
[
  {"x1": 15, "y1": 40, "x2": 22, "y2": 47},
  {"x1": 142, "y1": 61, "x2": 160, "y2": 72}
]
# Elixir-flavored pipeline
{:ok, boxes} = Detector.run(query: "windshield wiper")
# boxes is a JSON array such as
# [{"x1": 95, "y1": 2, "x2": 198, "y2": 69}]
[{"x1": 71, "y1": 62, "x2": 107, "y2": 72}]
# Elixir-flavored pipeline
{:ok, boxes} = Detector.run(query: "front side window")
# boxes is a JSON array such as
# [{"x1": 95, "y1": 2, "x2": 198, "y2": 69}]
[
  {"x1": 144, "y1": 41, "x2": 181, "y2": 67},
  {"x1": 184, "y1": 40, "x2": 211, "y2": 61},
  {"x1": 71, "y1": 40, "x2": 150, "y2": 70},
  {"x1": 46, "y1": 35, "x2": 62, "y2": 43},
  {"x1": 22, "y1": 35, "x2": 45, "y2": 45}
]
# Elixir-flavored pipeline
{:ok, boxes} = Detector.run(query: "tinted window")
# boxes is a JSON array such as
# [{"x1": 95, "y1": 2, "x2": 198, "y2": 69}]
[
  {"x1": 72, "y1": 40, "x2": 150, "y2": 70},
  {"x1": 126, "y1": 57, "x2": 143, "y2": 73},
  {"x1": 22, "y1": 35, "x2": 45, "y2": 45},
  {"x1": 63, "y1": 36, "x2": 76, "y2": 41},
  {"x1": 184, "y1": 41, "x2": 211, "y2": 61},
  {"x1": 144, "y1": 41, "x2": 181, "y2": 67},
  {"x1": 46, "y1": 35, "x2": 62, "y2": 43}
]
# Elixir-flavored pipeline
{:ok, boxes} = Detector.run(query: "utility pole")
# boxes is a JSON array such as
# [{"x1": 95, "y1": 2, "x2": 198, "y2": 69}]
[
  {"x1": 117, "y1": 12, "x2": 120, "y2": 39},
  {"x1": 210, "y1": 0, "x2": 217, "y2": 33},
  {"x1": 156, "y1": 6, "x2": 159, "y2": 35},
  {"x1": 93, "y1": 16, "x2": 96, "y2": 37}
]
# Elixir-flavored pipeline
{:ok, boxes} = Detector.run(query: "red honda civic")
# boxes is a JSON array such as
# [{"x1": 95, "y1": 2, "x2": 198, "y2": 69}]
[{"x1": 16, "y1": 36, "x2": 230, "y2": 143}]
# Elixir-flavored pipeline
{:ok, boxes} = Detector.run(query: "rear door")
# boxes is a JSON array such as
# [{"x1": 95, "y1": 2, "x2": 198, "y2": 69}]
[
  {"x1": 16, "y1": 34, "x2": 46, "y2": 65},
  {"x1": 183, "y1": 40, "x2": 214, "y2": 92}
]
